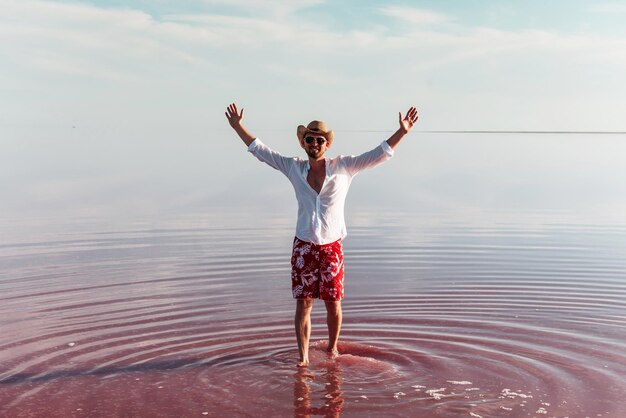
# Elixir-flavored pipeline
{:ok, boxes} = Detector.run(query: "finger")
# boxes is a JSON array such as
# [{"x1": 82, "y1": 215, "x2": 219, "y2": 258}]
[{"x1": 240, "y1": 108, "x2": 244, "y2": 118}]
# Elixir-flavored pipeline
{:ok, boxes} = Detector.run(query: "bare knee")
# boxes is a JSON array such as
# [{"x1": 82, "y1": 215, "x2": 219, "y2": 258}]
[
  {"x1": 298, "y1": 299, "x2": 314, "y2": 309},
  {"x1": 324, "y1": 300, "x2": 342, "y2": 315},
  {"x1": 296, "y1": 299, "x2": 314, "y2": 314}
]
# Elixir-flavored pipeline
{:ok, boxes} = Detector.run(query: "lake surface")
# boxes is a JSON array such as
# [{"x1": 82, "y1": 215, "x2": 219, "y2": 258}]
[{"x1": 1, "y1": 208, "x2": 625, "y2": 417}]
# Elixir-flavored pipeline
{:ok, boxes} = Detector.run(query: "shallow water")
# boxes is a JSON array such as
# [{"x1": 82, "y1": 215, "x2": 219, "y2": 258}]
[{"x1": 1, "y1": 209, "x2": 625, "y2": 417}]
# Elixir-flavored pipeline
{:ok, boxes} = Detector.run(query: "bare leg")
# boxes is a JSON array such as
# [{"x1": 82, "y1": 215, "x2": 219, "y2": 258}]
[
  {"x1": 295, "y1": 299, "x2": 314, "y2": 367},
  {"x1": 324, "y1": 300, "x2": 342, "y2": 358}
]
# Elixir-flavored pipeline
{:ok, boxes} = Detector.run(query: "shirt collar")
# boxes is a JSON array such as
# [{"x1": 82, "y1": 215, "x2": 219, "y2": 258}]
[{"x1": 304, "y1": 158, "x2": 330, "y2": 176}]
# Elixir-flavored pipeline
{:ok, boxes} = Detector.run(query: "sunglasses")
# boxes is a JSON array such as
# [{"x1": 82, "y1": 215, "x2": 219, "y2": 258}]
[{"x1": 304, "y1": 136, "x2": 327, "y2": 145}]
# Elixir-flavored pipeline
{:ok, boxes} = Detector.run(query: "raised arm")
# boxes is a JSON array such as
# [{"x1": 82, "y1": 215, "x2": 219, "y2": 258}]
[
  {"x1": 386, "y1": 106, "x2": 419, "y2": 149},
  {"x1": 225, "y1": 103, "x2": 255, "y2": 147}
]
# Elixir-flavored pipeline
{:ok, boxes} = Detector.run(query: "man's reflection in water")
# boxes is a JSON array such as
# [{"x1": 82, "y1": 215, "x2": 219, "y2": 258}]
[{"x1": 294, "y1": 361, "x2": 344, "y2": 417}]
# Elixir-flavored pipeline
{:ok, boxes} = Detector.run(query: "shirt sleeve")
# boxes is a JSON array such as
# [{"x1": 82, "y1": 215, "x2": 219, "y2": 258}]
[
  {"x1": 339, "y1": 140, "x2": 395, "y2": 176},
  {"x1": 248, "y1": 138, "x2": 294, "y2": 176}
]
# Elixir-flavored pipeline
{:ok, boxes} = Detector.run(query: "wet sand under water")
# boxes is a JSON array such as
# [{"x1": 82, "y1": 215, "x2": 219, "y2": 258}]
[{"x1": 1, "y1": 211, "x2": 625, "y2": 417}]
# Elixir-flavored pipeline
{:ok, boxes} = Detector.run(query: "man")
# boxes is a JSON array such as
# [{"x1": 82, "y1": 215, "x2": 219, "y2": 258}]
[{"x1": 225, "y1": 103, "x2": 418, "y2": 367}]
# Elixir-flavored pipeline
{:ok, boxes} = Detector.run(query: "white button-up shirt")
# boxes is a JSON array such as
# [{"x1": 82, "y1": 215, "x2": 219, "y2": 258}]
[{"x1": 248, "y1": 138, "x2": 394, "y2": 245}]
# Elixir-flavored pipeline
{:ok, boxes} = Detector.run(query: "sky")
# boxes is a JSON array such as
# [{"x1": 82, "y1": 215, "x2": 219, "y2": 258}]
[{"x1": 2, "y1": 0, "x2": 626, "y2": 221}]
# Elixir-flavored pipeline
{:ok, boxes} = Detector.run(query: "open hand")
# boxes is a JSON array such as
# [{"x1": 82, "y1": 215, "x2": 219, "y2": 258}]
[
  {"x1": 399, "y1": 107, "x2": 418, "y2": 134},
  {"x1": 225, "y1": 103, "x2": 244, "y2": 129}
]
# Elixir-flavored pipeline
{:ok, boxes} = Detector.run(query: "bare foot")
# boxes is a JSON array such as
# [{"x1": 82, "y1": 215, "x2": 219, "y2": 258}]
[
  {"x1": 327, "y1": 348, "x2": 339, "y2": 359},
  {"x1": 297, "y1": 359, "x2": 309, "y2": 367}
]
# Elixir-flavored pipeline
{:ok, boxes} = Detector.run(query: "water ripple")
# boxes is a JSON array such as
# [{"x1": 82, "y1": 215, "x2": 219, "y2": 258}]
[{"x1": 1, "y1": 214, "x2": 625, "y2": 417}]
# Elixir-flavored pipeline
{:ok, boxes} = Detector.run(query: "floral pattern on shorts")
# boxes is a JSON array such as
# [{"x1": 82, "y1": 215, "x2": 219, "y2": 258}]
[{"x1": 291, "y1": 237, "x2": 344, "y2": 301}]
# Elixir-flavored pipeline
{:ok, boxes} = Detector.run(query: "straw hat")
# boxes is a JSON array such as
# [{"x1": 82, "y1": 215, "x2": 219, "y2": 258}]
[{"x1": 296, "y1": 120, "x2": 334, "y2": 142}]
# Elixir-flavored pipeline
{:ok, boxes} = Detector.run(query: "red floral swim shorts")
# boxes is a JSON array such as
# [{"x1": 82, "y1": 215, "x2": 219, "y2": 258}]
[{"x1": 291, "y1": 237, "x2": 344, "y2": 301}]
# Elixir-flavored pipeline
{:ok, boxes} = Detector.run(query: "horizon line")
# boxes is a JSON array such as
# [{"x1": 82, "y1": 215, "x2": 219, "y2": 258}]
[
  {"x1": 420, "y1": 130, "x2": 626, "y2": 134},
  {"x1": 252, "y1": 128, "x2": 626, "y2": 134},
  {"x1": 334, "y1": 130, "x2": 626, "y2": 135}
]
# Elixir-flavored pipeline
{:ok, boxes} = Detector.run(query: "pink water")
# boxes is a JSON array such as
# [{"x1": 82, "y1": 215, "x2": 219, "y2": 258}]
[{"x1": 1, "y1": 210, "x2": 625, "y2": 417}]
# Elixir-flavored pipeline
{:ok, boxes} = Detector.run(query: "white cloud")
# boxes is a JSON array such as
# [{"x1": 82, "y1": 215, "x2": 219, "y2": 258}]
[
  {"x1": 1, "y1": 1, "x2": 224, "y2": 81},
  {"x1": 588, "y1": 3, "x2": 626, "y2": 13},
  {"x1": 263, "y1": 63, "x2": 344, "y2": 85},
  {"x1": 28, "y1": 51, "x2": 141, "y2": 82},
  {"x1": 162, "y1": 13, "x2": 298, "y2": 44},
  {"x1": 6, "y1": 0, "x2": 625, "y2": 78},
  {"x1": 201, "y1": 0, "x2": 325, "y2": 17},
  {"x1": 3, "y1": 0, "x2": 153, "y2": 28},
  {"x1": 379, "y1": 6, "x2": 451, "y2": 25},
  {"x1": 2, "y1": 0, "x2": 626, "y2": 132}
]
